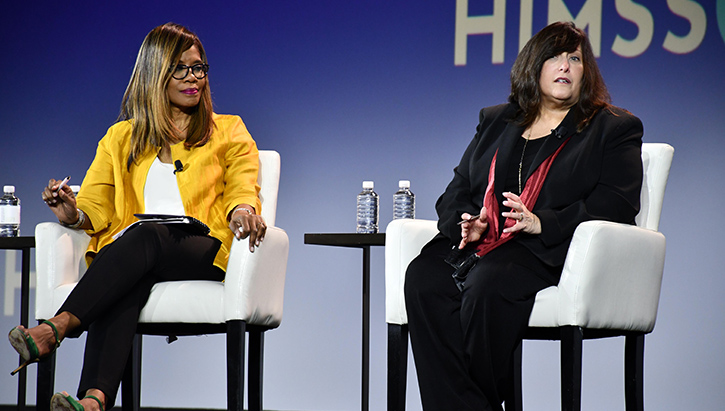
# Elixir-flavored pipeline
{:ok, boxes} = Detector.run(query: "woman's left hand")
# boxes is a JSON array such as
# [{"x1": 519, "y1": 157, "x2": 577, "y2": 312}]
[
  {"x1": 501, "y1": 192, "x2": 542, "y2": 235},
  {"x1": 228, "y1": 206, "x2": 267, "y2": 252}
]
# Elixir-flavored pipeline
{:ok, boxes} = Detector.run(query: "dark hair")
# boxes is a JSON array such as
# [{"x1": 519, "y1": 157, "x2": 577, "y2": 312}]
[
  {"x1": 508, "y1": 21, "x2": 610, "y2": 131},
  {"x1": 119, "y1": 22, "x2": 215, "y2": 169}
]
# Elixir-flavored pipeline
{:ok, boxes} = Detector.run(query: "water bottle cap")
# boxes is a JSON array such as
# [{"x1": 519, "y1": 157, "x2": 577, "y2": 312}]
[
  {"x1": 3, "y1": 185, "x2": 15, "y2": 193},
  {"x1": 362, "y1": 181, "x2": 374, "y2": 189},
  {"x1": 398, "y1": 180, "x2": 410, "y2": 188}
]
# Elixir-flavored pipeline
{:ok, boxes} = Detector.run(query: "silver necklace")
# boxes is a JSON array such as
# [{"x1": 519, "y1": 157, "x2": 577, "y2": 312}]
[{"x1": 518, "y1": 129, "x2": 532, "y2": 195}]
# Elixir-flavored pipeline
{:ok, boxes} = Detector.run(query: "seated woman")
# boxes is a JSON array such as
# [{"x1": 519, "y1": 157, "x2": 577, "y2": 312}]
[
  {"x1": 404, "y1": 22, "x2": 643, "y2": 410},
  {"x1": 8, "y1": 22, "x2": 266, "y2": 411}
]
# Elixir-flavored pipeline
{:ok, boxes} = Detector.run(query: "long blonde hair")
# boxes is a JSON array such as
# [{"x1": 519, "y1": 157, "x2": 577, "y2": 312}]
[{"x1": 119, "y1": 22, "x2": 215, "y2": 169}]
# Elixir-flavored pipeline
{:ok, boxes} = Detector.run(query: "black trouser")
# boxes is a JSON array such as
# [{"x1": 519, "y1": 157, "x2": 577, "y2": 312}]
[
  {"x1": 404, "y1": 236, "x2": 558, "y2": 411},
  {"x1": 58, "y1": 223, "x2": 224, "y2": 408}
]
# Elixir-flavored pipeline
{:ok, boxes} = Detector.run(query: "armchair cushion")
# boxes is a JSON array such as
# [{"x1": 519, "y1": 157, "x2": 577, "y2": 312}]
[
  {"x1": 35, "y1": 222, "x2": 91, "y2": 320},
  {"x1": 35, "y1": 223, "x2": 289, "y2": 328},
  {"x1": 385, "y1": 219, "x2": 666, "y2": 333},
  {"x1": 385, "y1": 219, "x2": 438, "y2": 325},
  {"x1": 528, "y1": 220, "x2": 665, "y2": 332}
]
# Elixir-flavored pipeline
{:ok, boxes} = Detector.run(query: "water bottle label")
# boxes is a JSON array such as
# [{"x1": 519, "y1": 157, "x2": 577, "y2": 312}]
[
  {"x1": 393, "y1": 192, "x2": 415, "y2": 219},
  {"x1": 0, "y1": 205, "x2": 20, "y2": 224},
  {"x1": 356, "y1": 192, "x2": 379, "y2": 233}
]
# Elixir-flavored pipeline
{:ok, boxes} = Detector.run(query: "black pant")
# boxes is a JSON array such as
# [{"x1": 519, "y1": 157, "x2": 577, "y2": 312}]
[
  {"x1": 58, "y1": 223, "x2": 224, "y2": 408},
  {"x1": 404, "y1": 236, "x2": 558, "y2": 411}
]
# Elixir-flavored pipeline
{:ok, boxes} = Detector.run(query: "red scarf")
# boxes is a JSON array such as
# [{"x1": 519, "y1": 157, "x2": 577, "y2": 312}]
[{"x1": 475, "y1": 137, "x2": 571, "y2": 257}]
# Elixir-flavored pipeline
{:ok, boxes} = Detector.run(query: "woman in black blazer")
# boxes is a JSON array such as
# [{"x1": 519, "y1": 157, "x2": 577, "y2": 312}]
[{"x1": 404, "y1": 22, "x2": 643, "y2": 410}]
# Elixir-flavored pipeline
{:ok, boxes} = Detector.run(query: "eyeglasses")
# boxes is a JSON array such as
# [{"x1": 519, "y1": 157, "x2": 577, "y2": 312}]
[{"x1": 170, "y1": 63, "x2": 209, "y2": 80}]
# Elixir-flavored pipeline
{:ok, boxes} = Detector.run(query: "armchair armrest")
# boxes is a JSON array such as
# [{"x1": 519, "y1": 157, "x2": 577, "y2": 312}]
[
  {"x1": 529, "y1": 220, "x2": 666, "y2": 332},
  {"x1": 224, "y1": 225, "x2": 289, "y2": 327},
  {"x1": 385, "y1": 219, "x2": 438, "y2": 325},
  {"x1": 34, "y1": 222, "x2": 91, "y2": 320}
]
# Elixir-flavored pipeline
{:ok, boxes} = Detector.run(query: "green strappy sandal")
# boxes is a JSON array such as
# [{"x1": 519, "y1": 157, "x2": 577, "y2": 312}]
[
  {"x1": 51, "y1": 393, "x2": 104, "y2": 411},
  {"x1": 8, "y1": 320, "x2": 61, "y2": 375}
]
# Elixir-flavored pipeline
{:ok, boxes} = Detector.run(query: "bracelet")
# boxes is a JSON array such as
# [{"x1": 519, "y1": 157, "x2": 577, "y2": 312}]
[
  {"x1": 233, "y1": 207, "x2": 253, "y2": 216},
  {"x1": 61, "y1": 208, "x2": 85, "y2": 229}
]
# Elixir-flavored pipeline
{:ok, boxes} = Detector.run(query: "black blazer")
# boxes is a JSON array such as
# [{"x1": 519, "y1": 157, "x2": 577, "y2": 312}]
[{"x1": 435, "y1": 103, "x2": 643, "y2": 267}]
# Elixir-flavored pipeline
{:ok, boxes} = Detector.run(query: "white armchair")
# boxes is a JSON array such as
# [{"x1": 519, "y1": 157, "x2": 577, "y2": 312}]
[
  {"x1": 385, "y1": 143, "x2": 674, "y2": 411},
  {"x1": 34, "y1": 150, "x2": 289, "y2": 411}
]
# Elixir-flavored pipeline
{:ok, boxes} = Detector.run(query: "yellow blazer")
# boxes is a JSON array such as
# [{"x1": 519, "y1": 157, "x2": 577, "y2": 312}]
[{"x1": 76, "y1": 113, "x2": 262, "y2": 270}]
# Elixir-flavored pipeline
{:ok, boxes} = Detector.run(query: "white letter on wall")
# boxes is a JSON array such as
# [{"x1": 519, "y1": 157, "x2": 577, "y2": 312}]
[
  {"x1": 454, "y1": 0, "x2": 507, "y2": 66},
  {"x1": 663, "y1": 0, "x2": 707, "y2": 54},
  {"x1": 519, "y1": 0, "x2": 534, "y2": 52},
  {"x1": 612, "y1": 0, "x2": 654, "y2": 57},
  {"x1": 548, "y1": 0, "x2": 603, "y2": 57}
]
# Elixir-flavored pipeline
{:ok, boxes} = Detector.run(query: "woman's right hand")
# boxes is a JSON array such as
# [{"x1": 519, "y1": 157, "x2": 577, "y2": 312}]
[
  {"x1": 228, "y1": 206, "x2": 267, "y2": 253},
  {"x1": 458, "y1": 206, "x2": 488, "y2": 249},
  {"x1": 41, "y1": 178, "x2": 79, "y2": 225}
]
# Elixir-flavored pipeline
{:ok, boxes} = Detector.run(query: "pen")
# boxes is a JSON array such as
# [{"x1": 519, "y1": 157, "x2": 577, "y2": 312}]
[
  {"x1": 457, "y1": 214, "x2": 481, "y2": 225},
  {"x1": 56, "y1": 176, "x2": 71, "y2": 192}
]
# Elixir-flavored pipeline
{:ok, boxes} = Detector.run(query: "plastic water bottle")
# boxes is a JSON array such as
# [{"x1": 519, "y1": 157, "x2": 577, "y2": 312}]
[
  {"x1": 393, "y1": 180, "x2": 415, "y2": 220},
  {"x1": 356, "y1": 181, "x2": 379, "y2": 233},
  {"x1": 0, "y1": 185, "x2": 21, "y2": 237}
]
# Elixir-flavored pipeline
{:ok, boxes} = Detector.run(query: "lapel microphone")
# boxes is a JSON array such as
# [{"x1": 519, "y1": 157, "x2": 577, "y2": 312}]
[
  {"x1": 173, "y1": 160, "x2": 184, "y2": 174},
  {"x1": 552, "y1": 126, "x2": 568, "y2": 139}
]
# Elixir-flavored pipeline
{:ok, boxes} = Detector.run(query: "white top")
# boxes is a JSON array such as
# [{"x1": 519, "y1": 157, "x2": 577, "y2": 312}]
[{"x1": 144, "y1": 157, "x2": 185, "y2": 215}]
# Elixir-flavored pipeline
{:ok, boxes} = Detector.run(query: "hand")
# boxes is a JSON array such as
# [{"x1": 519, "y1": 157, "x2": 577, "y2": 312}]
[
  {"x1": 41, "y1": 178, "x2": 79, "y2": 225},
  {"x1": 228, "y1": 206, "x2": 267, "y2": 252},
  {"x1": 458, "y1": 206, "x2": 488, "y2": 249},
  {"x1": 501, "y1": 192, "x2": 541, "y2": 235}
]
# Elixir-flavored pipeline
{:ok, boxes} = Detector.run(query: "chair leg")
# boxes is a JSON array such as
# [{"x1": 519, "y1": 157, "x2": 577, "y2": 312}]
[
  {"x1": 624, "y1": 333, "x2": 645, "y2": 411},
  {"x1": 387, "y1": 323, "x2": 408, "y2": 411},
  {"x1": 37, "y1": 350, "x2": 56, "y2": 411},
  {"x1": 121, "y1": 334, "x2": 143, "y2": 411},
  {"x1": 506, "y1": 340, "x2": 524, "y2": 411},
  {"x1": 227, "y1": 320, "x2": 246, "y2": 411},
  {"x1": 560, "y1": 326, "x2": 583, "y2": 411},
  {"x1": 248, "y1": 328, "x2": 264, "y2": 411}
]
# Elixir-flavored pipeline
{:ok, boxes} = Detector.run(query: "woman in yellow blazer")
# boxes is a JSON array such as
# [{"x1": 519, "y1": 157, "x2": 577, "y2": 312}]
[{"x1": 8, "y1": 23, "x2": 265, "y2": 411}]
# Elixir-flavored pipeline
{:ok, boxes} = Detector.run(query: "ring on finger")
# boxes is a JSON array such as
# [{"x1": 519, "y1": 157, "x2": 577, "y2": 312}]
[{"x1": 518, "y1": 213, "x2": 524, "y2": 221}]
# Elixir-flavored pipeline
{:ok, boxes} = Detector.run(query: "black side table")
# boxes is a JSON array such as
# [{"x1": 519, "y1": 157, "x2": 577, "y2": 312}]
[
  {"x1": 304, "y1": 233, "x2": 385, "y2": 411},
  {"x1": 0, "y1": 236, "x2": 35, "y2": 411}
]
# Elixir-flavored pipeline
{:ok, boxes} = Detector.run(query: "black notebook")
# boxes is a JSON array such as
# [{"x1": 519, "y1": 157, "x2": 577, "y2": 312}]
[{"x1": 112, "y1": 214, "x2": 210, "y2": 240}]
